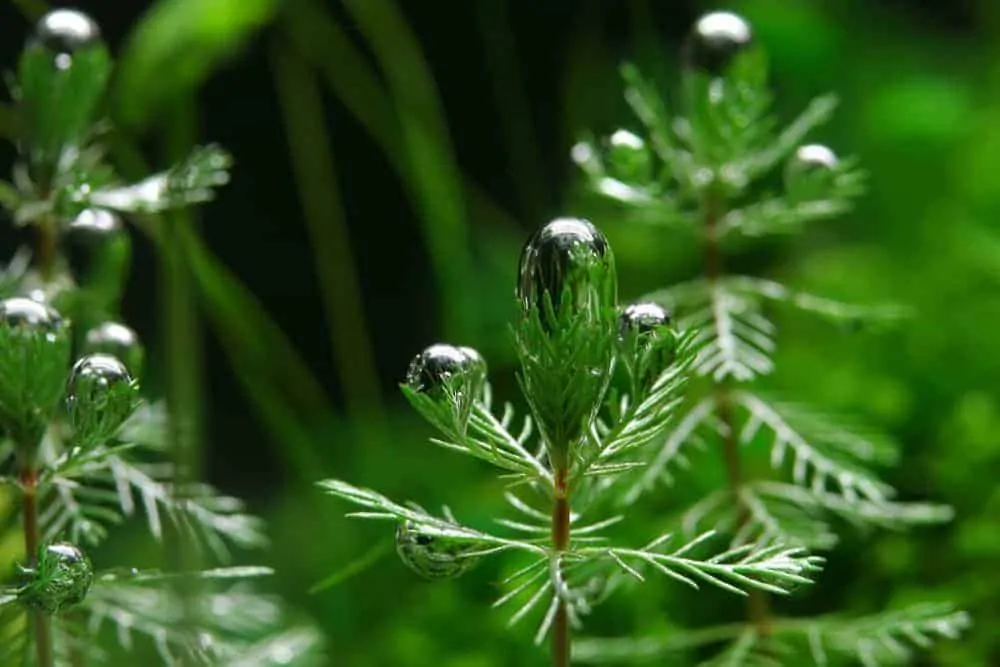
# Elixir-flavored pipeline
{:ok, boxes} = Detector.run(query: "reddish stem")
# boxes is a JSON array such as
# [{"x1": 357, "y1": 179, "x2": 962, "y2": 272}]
[{"x1": 551, "y1": 467, "x2": 571, "y2": 667}]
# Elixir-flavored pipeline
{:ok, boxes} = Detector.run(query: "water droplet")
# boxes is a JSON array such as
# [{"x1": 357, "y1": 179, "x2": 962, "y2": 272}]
[
  {"x1": 67, "y1": 353, "x2": 138, "y2": 444},
  {"x1": 70, "y1": 209, "x2": 121, "y2": 234},
  {"x1": 395, "y1": 521, "x2": 480, "y2": 580},
  {"x1": 84, "y1": 322, "x2": 144, "y2": 378},
  {"x1": 62, "y1": 209, "x2": 130, "y2": 299},
  {"x1": 785, "y1": 144, "x2": 838, "y2": 198},
  {"x1": 606, "y1": 129, "x2": 652, "y2": 184},
  {"x1": 516, "y1": 218, "x2": 617, "y2": 331},
  {"x1": 406, "y1": 344, "x2": 473, "y2": 397},
  {"x1": 20, "y1": 542, "x2": 94, "y2": 614},
  {"x1": 618, "y1": 302, "x2": 677, "y2": 387},
  {"x1": 458, "y1": 346, "x2": 487, "y2": 378},
  {"x1": 0, "y1": 297, "x2": 63, "y2": 333},
  {"x1": 684, "y1": 11, "x2": 753, "y2": 75},
  {"x1": 618, "y1": 302, "x2": 672, "y2": 337},
  {"x1": 31, "y1": 9, "x2": 102, "y2": 59}
]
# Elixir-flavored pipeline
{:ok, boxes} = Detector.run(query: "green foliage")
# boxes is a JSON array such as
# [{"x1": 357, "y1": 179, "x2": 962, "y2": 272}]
[
  {"x1": 563, "y1": 9, "x2": 965, "y2": 666},
  {"x1": 319, "y1": 216, "x2": 824, "y2": 655},
  {"x1": 0, "y1": 6, "x2": 323, "y2": 665}
]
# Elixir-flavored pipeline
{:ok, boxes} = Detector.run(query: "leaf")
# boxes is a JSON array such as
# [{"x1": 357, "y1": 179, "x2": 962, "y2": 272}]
[
  {"x1": 77, "y1": 570, "x2": 319, "y2": 665},
  {"x1": 797, "y1": 603, "x2": 971, "y2": 666},
  {"x1": 735, "y1": 392, "x2": 896, "y2": 503},
  {"x1": 317, "y1": 479, "x2": 544, "y2": 556},
  {"x1": 584, "y1": 530, "x2": 824, "y2": 598},
  {"x1": 90, "y1": 144, "x2": 232, "y2": 213},
  {"x1": 114, "y1": 0, "x2": 277, "y2": 128}
]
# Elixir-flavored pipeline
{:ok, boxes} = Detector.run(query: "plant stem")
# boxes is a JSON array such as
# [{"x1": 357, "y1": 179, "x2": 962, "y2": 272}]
[
  {"x1": 20, "y1": 465, "x2": 53, "y2": 667},
  {"x1": 552, "y1": 466, "x2": 571, "y2": 667},
  {"x1": 36, "y1": 216, "x2": 57, "y2": 282},
  {"x1": 702, "y1": 194, "x2": 772, "y2": 637}
]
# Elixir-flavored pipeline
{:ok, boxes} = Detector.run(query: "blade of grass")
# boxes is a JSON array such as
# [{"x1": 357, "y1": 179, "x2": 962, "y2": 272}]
[
  {"x1": 160, "y1": 95, "x2": 204, "y2": 644},
  {"x1": 341, "y1": 0, "x2": 473, "y2": 337},
  {"x1": 283, "y1": 1, "x2": 519, "y2": 334},
  {"x1": 473, "y1": 0, "x2": 547, "y2": 221},
  {"x1": 269, "y1": 38, "x2": 383, "y2": 421}
]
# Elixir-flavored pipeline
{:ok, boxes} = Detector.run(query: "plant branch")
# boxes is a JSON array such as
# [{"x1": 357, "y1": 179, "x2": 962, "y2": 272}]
[
  {"x1": 703, "y1": 192, "x2": 772, "y2": 637},
  {"x1": 20, "y1": 464, "x2": 53, "y2": 667},
  {"x1": 552, "y1": 466, "x2": 570, "y2": 667}
]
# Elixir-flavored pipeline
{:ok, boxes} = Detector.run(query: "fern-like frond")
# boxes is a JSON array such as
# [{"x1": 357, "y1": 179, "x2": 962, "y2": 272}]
[
  {"x1": 581, "y1": 530, "x2": 823, "y2": 597},
  {"x1": 726, "y1": 276, "x2": 909, "y2": 326},
  {"x1": 798, "y1": 603, "x2": 970, "y2": 667},
  {"x1": 318, "y1": 479, "x2": 544, "y2": 556},
  {"x1": 683, "y1": 285, "x2": 776, "y2": 382},
  {"x1": 72, "y1": 567, "x2": 303, "y2": 666},
  {"x1": 41, "y1": 449, "x2": 266, "y2": 560},
  {"x1": 624, "y1": 396, "x2": 719, "y2": 504},
  {"x1": 735, "y1": 392, "x2": 896, "y2": 502}
]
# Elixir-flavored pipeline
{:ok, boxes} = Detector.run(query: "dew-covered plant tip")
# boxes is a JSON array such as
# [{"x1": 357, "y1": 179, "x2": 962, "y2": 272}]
[{"x1": 320, "y1": 10, "x2": 970, "y2": 667}]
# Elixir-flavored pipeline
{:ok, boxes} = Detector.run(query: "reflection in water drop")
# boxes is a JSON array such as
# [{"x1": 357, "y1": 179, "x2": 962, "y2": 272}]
[
  {"x1": 684, "y1": 11, "x2": 753, "y2": 75},
  {"x1": 32, "y1": 9, "x2": 102, "y2": 55}
]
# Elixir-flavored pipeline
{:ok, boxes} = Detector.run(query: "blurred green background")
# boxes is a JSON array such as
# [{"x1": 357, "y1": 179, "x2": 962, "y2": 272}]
[{"x1": 3, "y1": 0, "x2": 999, "y2": 664}]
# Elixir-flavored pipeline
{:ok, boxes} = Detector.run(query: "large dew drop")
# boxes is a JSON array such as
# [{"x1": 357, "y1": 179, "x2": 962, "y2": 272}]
[{"x1": 516, "y1": 218, "x2": 617, "y2": 332}]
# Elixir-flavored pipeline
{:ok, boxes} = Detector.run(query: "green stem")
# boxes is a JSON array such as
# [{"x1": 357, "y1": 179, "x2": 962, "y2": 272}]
[
  {"x1": 552, "y1": 466, "x2": 571, "y2": 667},
  {"x1": 20, "y1": 465, "x2": 52, "y2": 667},
  {"x1": 702, "y1": 194, "x2": 772, "y2": 637}
]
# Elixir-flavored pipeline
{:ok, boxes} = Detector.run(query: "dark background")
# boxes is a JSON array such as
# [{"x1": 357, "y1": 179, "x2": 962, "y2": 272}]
[{"x1": 2, "y1": 0, "x2": 999, "y2": 664}]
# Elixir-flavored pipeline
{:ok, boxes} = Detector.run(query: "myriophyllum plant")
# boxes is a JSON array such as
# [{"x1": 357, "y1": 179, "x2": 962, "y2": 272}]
[
  {"x1": 320, "y1": 216, "x2": 825, "y2": 666},
  {"x1": 569, "y1": 10, "x2": 969, "y2": 666},
  {"x1": 0, "y1": 8, "x2": 322, "y2": 665}
]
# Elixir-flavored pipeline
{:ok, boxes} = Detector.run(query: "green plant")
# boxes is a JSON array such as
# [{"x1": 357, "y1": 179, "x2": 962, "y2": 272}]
[
  {"x1": 320, "y1": 9, "x2": 972, "y2": 667},
  {"x1": 0, "y1": 8, "x2": 322, "y2": 665},
  {"x1": 566, "y1": 10, "x2": 969, "y2": 666}
]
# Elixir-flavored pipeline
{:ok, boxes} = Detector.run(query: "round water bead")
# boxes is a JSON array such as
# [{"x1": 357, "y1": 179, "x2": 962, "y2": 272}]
[
  {"x1": 0, "y1": 297, "x2": 64, "y2": 333},
  {"x1": 67, "y1": 353, "x2": 138, "y2": 441},
  {"x1": 618, "y1": 302, "x2": 678, "y2": 385},
  {"x1": 69, "y1": 208, "x2": 121, "y2": 234},
  {"x1": 32, "y1": 9, "x2": 102, "y2": 59},
  {"x1": 684, "y1": 11, "x2": 753, "y2": 75},
  {"x1": 785, "y1": 144, "x2": 838, "y2": 197},
  {"x1": 606, "y1": 129, "x2": 652, "y2": 183},
  {"x1": 458, "y1": 346, "x2": 487, "y2": 377},
  {"x1": 21, "y1": 542, "x2": 94, "y2": 614},
  {"x1": 84, "y1": 322, "x2": 144, "y2": 377},
  {"x1": 395, "y1": 520, "x2": 481, "y2": 580},
  {"x1": 406, "y1": 344, "x2": 477, "y2": 397},
  {"x1": 516, "y1": 218, "x2": 617, "y2": 330},
  {"x1": 618, "y1": 302, "x2": 672, "y2": 337}
]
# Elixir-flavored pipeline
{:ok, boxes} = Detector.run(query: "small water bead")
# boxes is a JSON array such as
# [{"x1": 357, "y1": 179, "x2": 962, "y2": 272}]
[
  {"x1": 33, "y1": 10, "x2": 102, "y2": 57},
  {"x1": 618, "y1": 302, "x2": 678, "y2": 386},
  {"x1": 84, "y1": 322, "x2": 144, "y2": 377},
  {"x1": 67, "y1": 353, "x2": 138, "y2": 442},
  {"x1": 395, "y1": 520, "x2": 481, "y2": 580},
  {"x1": 516, "y1": 218, "x2": 617, "y2": 331},
  {"x1": 606, "y1": 129, "x2": 652, "y2": 184},
  {"x1": 684, "y1": 11, "x2": 753, "y2": 75},
  {"x1": 69, "y1": 208, "x2": 121, "y2": 234},
  {"x1": 406, "y1": 344, "x2": 474, "y2": 397},
  {"x1": 21, "y1": 542, "x2": 94, "y2": 614},
  {"x1": 0, "y1": 297, "x2": 63, "y2": 331},
  {"x1": 618, "y1": 302, "x2": 672, "y2": 338},
  {"x1": 785, "y1": 144, "x2": 838, "y2": 198}
]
